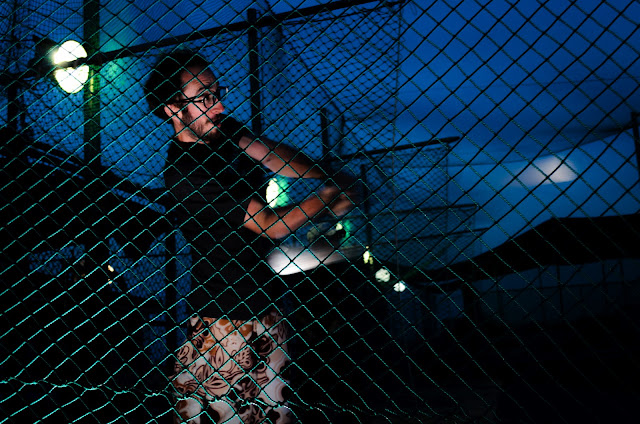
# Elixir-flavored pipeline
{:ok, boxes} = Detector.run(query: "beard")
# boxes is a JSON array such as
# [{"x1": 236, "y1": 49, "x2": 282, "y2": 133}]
[{"x1": 183, "y1": 110, "x2": 223, "y2": 143}]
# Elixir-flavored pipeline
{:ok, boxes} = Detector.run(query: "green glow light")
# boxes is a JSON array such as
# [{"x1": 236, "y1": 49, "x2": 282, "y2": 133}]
[{"x1": 266, "y1": 176, "x2": 291, "y2": 208}]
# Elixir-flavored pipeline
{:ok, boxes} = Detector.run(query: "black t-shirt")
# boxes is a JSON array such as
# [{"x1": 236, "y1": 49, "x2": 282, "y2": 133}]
[{"x1": 163, "y1": 116, "x2": 275, "y2": 319}]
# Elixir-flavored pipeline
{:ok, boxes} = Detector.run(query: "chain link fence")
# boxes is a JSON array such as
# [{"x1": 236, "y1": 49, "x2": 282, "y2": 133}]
[{"x1": 1, "y1": 0, "x2": 640, "y2": 422}]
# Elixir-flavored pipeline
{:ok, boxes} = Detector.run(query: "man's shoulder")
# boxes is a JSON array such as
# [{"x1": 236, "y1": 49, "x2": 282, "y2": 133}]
[{"x1": 220, "y1": 115, "x2": 253, "y2": 142}]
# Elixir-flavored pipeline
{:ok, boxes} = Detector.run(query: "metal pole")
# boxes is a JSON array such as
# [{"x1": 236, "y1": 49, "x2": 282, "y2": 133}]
[
  {"x1": 338, "y1": 137, "x2": 460, "y2": 161},
  {"x1": 361, "y1": 164, "x2": 372, "y2": 248},
  {"x1": 6, "y1": 0, "x2": 21, "y2": 135},
  {"x1": 321, "y1": 108, "x2": 330, "y2": 157},
  {"x1": 248, "y1": 8, "x2": 262, "y2": 136},
  {"x1": 632, "y1": 112, "x2": 640, "y2": 180},
  {"x1": 81, "y1": 0, "x2": 109, "y2": 301},
  {"x1": 83, "y1": 0, "x2": 101, "y2": 173}
]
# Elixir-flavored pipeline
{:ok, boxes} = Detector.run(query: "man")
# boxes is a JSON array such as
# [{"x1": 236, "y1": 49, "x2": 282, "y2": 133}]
[{"x1": 145, "y1": 50, "x2": 355, "y2": 423}]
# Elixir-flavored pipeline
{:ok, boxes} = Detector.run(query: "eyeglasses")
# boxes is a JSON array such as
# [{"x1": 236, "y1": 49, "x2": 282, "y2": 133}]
[{"x1": 176, "y1": 86, "x2": 227, "y2": 108}]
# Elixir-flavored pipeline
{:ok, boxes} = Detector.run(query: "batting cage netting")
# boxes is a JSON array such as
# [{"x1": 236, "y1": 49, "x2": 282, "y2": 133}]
[{"x1": 1, "y1": 0, "x2": 640, "y2": 422}]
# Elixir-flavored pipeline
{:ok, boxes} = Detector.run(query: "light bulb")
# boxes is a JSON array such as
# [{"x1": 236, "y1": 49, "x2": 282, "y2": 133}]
[{"x1": 52, "y1": 40, "x2": 89, "y2": 93}]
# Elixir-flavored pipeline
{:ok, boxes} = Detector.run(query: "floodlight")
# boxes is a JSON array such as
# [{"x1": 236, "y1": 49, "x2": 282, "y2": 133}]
[{"x1": 52, "y1": 40, "x2": 89, "y2": 93}]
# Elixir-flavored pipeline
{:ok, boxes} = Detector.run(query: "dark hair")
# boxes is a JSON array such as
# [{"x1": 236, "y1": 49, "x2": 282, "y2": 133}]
[{"x1": 144, "y1": 50, "x2": 210, "y2": 119}]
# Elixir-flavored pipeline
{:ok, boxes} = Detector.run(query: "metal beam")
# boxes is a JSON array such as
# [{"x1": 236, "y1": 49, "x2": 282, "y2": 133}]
[
  {"x1": 95, "y1": 0, "x2": 393, "y2": 64},
  {"x1": 633, "y1": 112, "x2": 640, "y2": 181},
  {"x1": 338, "y1": 136, "x2": 460, "y2": 161},
  {"x1": 248, "y1": 8, "x2": 263, "y2": 136},
  {"x1": 83, "y1": 0, "x2": 102, "y2": 172}
]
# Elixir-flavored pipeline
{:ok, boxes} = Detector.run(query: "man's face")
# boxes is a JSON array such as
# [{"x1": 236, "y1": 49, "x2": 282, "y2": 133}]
[{"x1": 176, "y1": 66, "x2": 225, "y2": 142}]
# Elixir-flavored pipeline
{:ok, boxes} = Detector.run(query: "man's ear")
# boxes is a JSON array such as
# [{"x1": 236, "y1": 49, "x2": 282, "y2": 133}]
[
  {"x1": 163, "y1": 103, "x2": 181, "y2": 119},
  {"x1": 163, "y1": 103, "x2": 184, "y2": 129}
]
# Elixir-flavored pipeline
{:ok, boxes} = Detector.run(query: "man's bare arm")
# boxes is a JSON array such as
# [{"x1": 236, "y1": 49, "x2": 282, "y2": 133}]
[
  {"x1": 239, "y1": 135, "x2": 326, "y2": 179},
  {"x1": 243, "y1": 186, "x2": 352, "y2": 239}
]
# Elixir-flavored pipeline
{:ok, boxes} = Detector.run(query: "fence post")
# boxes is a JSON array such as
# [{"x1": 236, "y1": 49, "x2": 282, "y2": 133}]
[
  {"x1": 83, "y1": 0, "x2": 101, "y2": 174},
  {"x1": 321, "y1": 108, "x2": 330, "y2": 157},
  {"x1": 633, "y1": 112, "x2": 640, "y2": 180},
  {"x1": 6, "y1": 0, "x2": 22, "y2": 135},
  {"x1": 361, "y1": 164, "x2": 372, "y2": 248},
  {"x1": 248, "y1": 8, "x2": 262, "y2": 136}
]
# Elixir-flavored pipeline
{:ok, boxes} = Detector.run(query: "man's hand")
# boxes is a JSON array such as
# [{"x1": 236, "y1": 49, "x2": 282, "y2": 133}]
[{"x1": 317, "y1": 184, "x2": 359, "y2": 218}]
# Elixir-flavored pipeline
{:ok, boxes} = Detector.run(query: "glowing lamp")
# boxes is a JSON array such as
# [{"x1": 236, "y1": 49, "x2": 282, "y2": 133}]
[
  {"x1": 52, "y1": 40, "x2": 89, "y2": 93},
  {"x1": 363, "y1": 249, "x2": 374, "y2": 265},
  {"x1": 393, "y1": 281, "x2": 406, "y2": 292},
  {"x1": 375, "y1": 267, "x2": 391, "y2": 283}
]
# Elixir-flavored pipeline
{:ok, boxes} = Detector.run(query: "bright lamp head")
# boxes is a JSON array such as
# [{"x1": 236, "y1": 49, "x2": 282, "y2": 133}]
[{"x1": 52, "y1": 40, "x2": 89, "y2": 93}]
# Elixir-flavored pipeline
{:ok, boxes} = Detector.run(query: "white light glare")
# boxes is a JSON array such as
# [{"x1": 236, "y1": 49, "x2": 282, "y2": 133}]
[
  {"x1": 363, "y1": 249, "x2": 374, "y2": 265},
  {"x1": 520, "y1": 156, "x2": 577, "y2": 186},
  {"x1": 52, "y1": 40, "x2": 89, "y2": 93},
  {"x1": 266, "y1": 178, "x2": 280, "y2": 207},
  {"x1": 375, "y1": 267, "x2": 391, "y2": 283},
  {"x1": 107, "y1": 264, "x2": 115, "y2": 284},
  {"x1": 393, "y1": 281, "x2": 406, "y2": 292}
]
